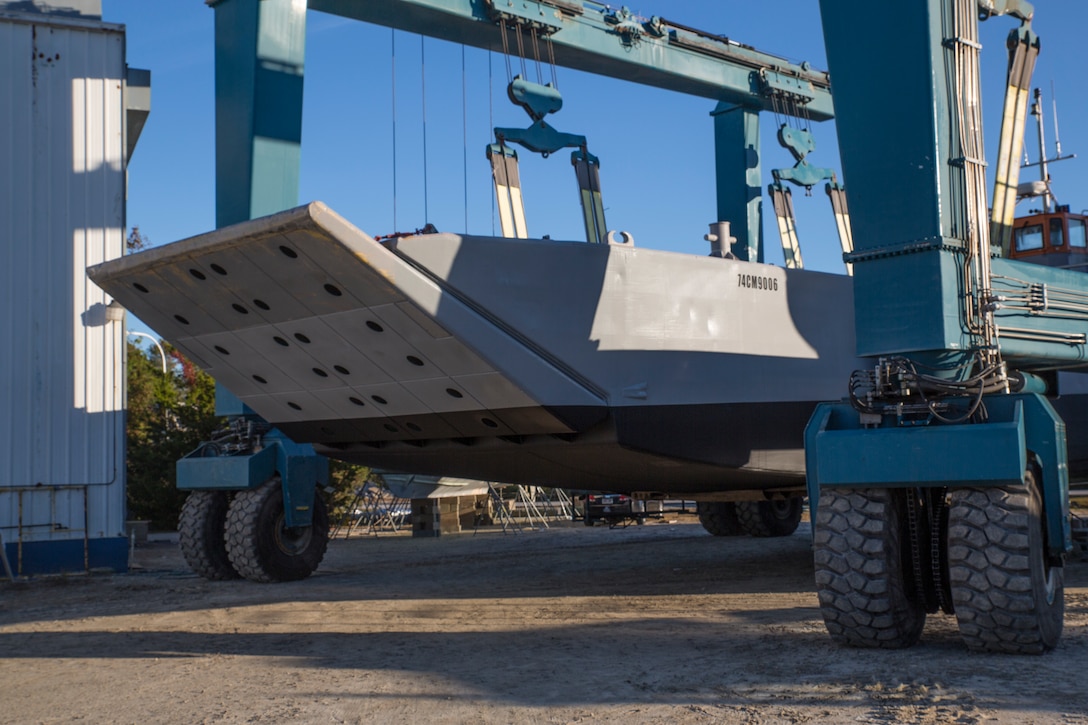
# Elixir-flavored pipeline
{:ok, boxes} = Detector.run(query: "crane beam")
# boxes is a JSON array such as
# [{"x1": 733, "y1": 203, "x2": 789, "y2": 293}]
[{"x1": 306, "y1": 0, "x2": 834, "y2": 121}]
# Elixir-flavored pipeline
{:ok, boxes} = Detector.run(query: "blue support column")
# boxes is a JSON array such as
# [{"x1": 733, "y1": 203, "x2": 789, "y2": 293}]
[
  {"x1": 211, "y1": 0, "x2": 306, "y2": 228},
  {"x1": 818, "y1": 0, "x2": 962, "y2": 360},
  {"x1": 206, "y1": 0, "x2": 324, "y2": 510},
  {"x1": 211, "y1": 0, "x2": 306, "y2": 425},
  {"x1": 712, "y1": 103, "x2": 762, "y2": 262}
]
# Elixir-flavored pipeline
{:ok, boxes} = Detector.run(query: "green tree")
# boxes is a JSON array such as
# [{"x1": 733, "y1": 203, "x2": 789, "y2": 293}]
[
  {"x1": 326, "y1": 461, "x2": 377, "y2": 525},
  {"x1": 127, "y1": 226, "x2": 149, "y2": 252},
  {"x1": 126, "y1": 340, "x2": 220, "y2": 529}
]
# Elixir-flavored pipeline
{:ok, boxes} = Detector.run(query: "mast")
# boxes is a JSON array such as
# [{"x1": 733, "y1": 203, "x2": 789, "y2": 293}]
[{"x1": 1031, "y1": 87, "x2": 1052, "y2": 213}]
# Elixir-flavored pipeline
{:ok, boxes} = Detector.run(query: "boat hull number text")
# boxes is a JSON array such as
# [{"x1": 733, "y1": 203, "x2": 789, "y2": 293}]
[{"x1": 737, "y1": 274, "x2": 780, "y2": 292}]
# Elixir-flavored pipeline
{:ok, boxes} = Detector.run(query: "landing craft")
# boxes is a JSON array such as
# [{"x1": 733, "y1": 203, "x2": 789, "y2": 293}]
[
  {"x1": 88, "y1": 202, "x2": 859, "y2": 511},
  {"x1": 88, "y1": 197, "x2": 1088, "y2": 520}
]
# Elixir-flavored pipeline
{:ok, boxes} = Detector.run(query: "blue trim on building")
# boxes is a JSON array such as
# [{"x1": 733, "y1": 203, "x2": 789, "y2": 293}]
[{"x1": 4, "y1": 536, "x2": 128, "y2": 576}]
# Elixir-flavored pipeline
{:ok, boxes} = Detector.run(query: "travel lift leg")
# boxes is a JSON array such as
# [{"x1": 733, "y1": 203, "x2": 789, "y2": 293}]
[
  {"x1": 810, "y1": 0, "x2": 1070, "y2": 653},
  {"x1": 712, "y1": 103, "x2": 763, "y2": 262},
  {"x1": 176, "y1": 0, "x2": 330, "y2": 583}
]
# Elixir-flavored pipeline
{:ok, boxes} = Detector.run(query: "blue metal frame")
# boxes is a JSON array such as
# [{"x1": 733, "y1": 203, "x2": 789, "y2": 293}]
[
  {"x1": 177, "y1": 430, "x2": 329, "y2": 528},
  {"x1": 805, "y1": 393, "x2": 1071, "y2": 559},
  {"x1": 810, "y1": 0, "x2": 1080, "y2": 565},
  {"x1": 712, "y1": 103, "x2": 762, "y2": 262},
  {"x1": 211, "y1": 0, "x2": 307, "y2": 229},
  {"x1": 306, "y1": 0, "x2": 834, "y2": 119},
  {"x1": 177, "y1": 444, "x2": 277, "y2": 492}
]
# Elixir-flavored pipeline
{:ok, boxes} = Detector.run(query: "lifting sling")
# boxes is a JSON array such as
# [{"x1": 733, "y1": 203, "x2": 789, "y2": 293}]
[
  {"x1": 769, "y1": 182, "x2": 803, "y2": 269},
  {"x1": 487, "y1": 143, "x2": 529, "y2": 239},
  {"x1": 826, "y1": 182, "x2": 854, "y2": 275},
  {"x1": 572, "y1": 149, "x2": 607, "y2": 244}
]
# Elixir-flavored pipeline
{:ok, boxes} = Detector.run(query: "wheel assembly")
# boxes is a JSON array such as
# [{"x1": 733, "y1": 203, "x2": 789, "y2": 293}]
[
  {"x1": 813, "y1": 488, "x2": 926, "y2": 648},
  {"x1": 225, "y1": 477, "x2": 330, "y2": 583},
  {"x1": 947, "y1": 469, "x2": 1063, "y2": 654},
  {"x1": 736, "y1": 497, "x2": 803, "y2": 537},
  {"x1": 696, "y1": 502, "x2": 741, "y2": 536},
  {"x1": 178, "y1": 490, "x2": 240, "y2": 581}
]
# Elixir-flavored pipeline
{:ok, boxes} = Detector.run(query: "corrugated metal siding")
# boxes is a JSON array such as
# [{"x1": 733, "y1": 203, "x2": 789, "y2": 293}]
[{"x1": 0, "y1": 16, "x2": 126, "y2": 550}]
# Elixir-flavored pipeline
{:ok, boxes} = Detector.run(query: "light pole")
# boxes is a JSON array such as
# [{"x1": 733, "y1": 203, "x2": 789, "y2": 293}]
[{"x1": 127, "y1": 331, "x2": 167, "y2": 375}]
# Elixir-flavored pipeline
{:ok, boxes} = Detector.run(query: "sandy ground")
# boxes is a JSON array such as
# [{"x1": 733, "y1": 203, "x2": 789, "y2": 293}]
[{"x1": 2, "y1": 515, "x2": 1088, "y2": 724}]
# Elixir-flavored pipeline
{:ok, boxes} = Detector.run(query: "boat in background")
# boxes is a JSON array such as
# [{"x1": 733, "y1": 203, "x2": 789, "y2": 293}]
[
  {"x1": 1008, "y1": 87, "x2": 1085, "y2": 269},
  {"x1": 380, "y1": 473, "x2": 490, "y2": 500}
]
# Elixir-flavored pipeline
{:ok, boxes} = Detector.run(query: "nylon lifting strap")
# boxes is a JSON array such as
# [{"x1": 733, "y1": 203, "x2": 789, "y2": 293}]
[
  {"x1": 991, "y1": 26, "x2": 1040, "y2": 257},
  {"x1": 487, "y1": 143, "x2": 529, "y2": 239},
  {"x1": 572, "y1": 149, "x2": 606, "y2": 244},
  {"x1": 769, "y1": 182, "x2": 803, "y2": 269},
  {"x1": 826, "y1": 183, "x2": 854, "y2": 275}
]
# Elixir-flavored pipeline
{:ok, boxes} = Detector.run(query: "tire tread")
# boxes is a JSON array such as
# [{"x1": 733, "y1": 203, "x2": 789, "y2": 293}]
[
  {"x1": 736, "y1": 498, "x2": 803, "y2": 538},
  {"x1": 948, "y1": 479, "x2": 1063, "y2": 654},
  {"x1": 696, "y1": 502, "x2": 741, "y2": 537},
  {"x1": 178, "y1": 491, "x2": 240, "y2": 581},
  {"x1": 224, "y1": 478, "x2": 329, "y2": 583},
  {"x1": 813, "y1": 488, "x2": 925, "y2": 649}
]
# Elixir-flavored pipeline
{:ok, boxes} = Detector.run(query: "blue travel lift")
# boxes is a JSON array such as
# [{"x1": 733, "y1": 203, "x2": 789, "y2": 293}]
[
  {"x1": 168, "y1": 0, "x2": 1083, "y2": 656},
  {"x1": 177, "y1": 0, "x2": 845, "y2": 583},
  {"x1": 805, "y1": 0, "x2": 1083, "y2": 653}
]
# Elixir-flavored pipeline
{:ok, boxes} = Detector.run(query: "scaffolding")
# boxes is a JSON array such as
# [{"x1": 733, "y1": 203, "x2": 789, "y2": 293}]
[
  {"x1": 333, "y1": 481, "x2": 410, "y2": 537},
  {"x1": 477, "y1": 483, "x2": 523, "y2": 535},
  {"x1": 473, "y1": 484, "x2": 580, "y2": 534}
]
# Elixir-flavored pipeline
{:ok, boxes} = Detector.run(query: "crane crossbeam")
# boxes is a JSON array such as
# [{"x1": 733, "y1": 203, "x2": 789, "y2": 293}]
[{"x1": 305, "y1": 0, "x2": 834, "y2": 120}]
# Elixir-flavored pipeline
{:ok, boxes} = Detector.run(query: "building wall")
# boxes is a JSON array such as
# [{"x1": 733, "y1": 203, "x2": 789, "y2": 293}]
[{"x1": 0, "y1": 12, "x2": 127, "y2": 574}]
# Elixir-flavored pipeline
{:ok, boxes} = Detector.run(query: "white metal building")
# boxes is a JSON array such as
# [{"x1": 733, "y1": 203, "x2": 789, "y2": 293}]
[{"x1": 0, "y1": 0, "x2": 148, "y2": 575}]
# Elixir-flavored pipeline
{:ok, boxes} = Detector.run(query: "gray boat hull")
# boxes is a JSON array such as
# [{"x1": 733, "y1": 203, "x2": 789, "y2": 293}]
[{"x1": 87, "y1": 202, "x2": 1086, "y2": 494}]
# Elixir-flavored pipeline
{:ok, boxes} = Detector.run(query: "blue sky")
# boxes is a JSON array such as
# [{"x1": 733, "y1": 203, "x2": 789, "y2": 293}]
[{"x1": 104, "y1": 1, "x2": 1088, "y2": 337}]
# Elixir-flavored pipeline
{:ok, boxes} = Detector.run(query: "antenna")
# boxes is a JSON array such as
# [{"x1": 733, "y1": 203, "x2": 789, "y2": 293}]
[
  {"x1": 1051, "y1": 80, "x2": 1063, "y2": 158},
  {"x1": 1021, "y1": 84, "x2": 1080, "y2": 213},
  {"x1": 1031, "y1": 87, "x2": 1052, "y2": 213}
]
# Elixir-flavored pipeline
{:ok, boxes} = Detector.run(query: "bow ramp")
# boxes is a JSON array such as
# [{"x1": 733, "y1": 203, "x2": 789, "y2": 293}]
[{"x1": 88, "y1": 202, "x2": 606, "y2": 447}]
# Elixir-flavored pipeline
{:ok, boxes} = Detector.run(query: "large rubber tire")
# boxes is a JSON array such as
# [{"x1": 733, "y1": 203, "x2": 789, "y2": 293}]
[
  {"x1": 225, "y1": 478, "x2": 330, "y2": 583},
  {"x1": 696, "y1": 502, "x2": 741, "y2": 536},
  {"x1": 947, "y1": 470, "x2": 1063, "y2": 654},
  {"x1": 813, "y1": 488, "x2": 926, "y2": 648},
  {"x1": 736, "y1": 497, "x2": 803, "y2": 537},
  {"x1": 178, "y1": 491, "x2": 240, "y2": 581}
]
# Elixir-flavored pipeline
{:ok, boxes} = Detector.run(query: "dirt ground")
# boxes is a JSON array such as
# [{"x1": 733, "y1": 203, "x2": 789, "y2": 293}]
[{"x1": 2, "y1": 515, "x2": 1088, "y2": 724}]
